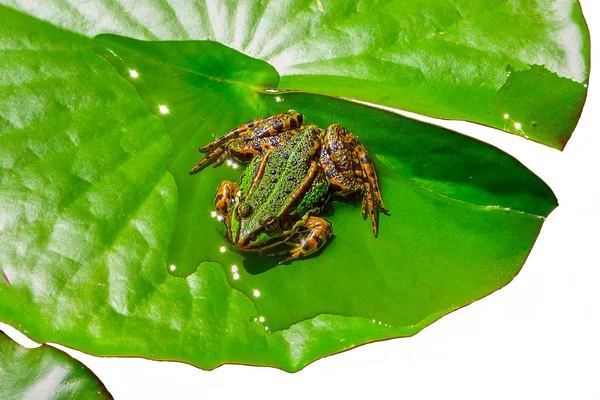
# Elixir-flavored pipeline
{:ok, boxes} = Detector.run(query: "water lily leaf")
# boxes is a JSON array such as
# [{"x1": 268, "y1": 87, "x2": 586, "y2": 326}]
[
  {"x1": 0, "y1": 331, "x2": 112, "y2": 399},
  {"x1": 2, "y1": 0, "x2": 590, "y2": 149},
  {"x1": 94, "y1": 33, "x2": 556, "y2": 331},
  {"x1": 0, "y1": 5, "x2": 557, "y2": 372}
]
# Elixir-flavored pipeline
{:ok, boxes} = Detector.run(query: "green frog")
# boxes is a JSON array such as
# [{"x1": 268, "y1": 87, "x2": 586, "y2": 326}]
[{"x1": 190, "y1": 110, "x2": 387, "y2": 263}]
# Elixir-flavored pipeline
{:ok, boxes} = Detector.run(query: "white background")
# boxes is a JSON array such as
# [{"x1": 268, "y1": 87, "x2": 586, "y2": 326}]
[{"x1": 2, "y1": 1, "x2": 599, "y2": 399}]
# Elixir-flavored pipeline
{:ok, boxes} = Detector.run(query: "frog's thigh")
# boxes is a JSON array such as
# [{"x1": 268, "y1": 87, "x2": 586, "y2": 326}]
[
  {"x1": 279, "y1": 216, "x2": 332, "y2": 264},
  {"x1": 215, "y1": 180, "x2": 239, "y2": 216},
  {"x1": 324, "y1": 124, "x2": 388, "y2": 237},
  {"x1": 324, "y1": 124, "x2": 387, "y2": 210},
  {"x1": 320, "y1": 126, "x2": 364, "y2": 196}
]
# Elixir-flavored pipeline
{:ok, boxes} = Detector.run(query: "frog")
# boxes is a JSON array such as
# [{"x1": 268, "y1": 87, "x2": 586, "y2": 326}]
[{"x1": 190, "y1": 110, "x2": 387, "y2": 264}]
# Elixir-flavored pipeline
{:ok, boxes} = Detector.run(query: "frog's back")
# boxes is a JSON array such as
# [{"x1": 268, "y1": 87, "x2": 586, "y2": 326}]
[{"x1": 243, "y1": 126, "x2": 327, "y2": 221}]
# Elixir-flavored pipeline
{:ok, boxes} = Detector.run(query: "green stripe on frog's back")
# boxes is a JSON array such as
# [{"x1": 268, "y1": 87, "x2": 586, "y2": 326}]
[
  {"x1": 240, "y1": 127, "x2": 322, "y2": 236},
  {"x1": 293, "y1": 168, "x2": 329, "y2": 216},
  {"x1": 231, "y1": 157, "x2": 260, "y2": 240}
]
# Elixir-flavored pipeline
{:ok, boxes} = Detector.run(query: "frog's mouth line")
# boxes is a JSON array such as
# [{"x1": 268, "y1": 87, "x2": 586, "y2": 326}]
[
  {"x1": 241, "y1": 235, "x2": 291, "y2": 252},
  {"x1": 227, "y1": 213, "x2": 310, "y2": 253}
]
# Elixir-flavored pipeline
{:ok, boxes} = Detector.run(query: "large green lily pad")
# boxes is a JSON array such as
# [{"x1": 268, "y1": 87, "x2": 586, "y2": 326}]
[
  {"x1": 92, "y1": 33, "x2": 557, "y2": 331},
  {"x1": 0, "y1": 5, "x2": 562, "y2": 372},
  {"x1": 2, "y1": 0, "x2": 589, "y2": 149},
  {"x1": 0, "y1": 331, "x2": 112, "y2": 399}
]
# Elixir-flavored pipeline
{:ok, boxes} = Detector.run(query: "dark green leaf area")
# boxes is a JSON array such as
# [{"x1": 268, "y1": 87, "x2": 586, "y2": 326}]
[
  {"x1": 94, "y1": 35, "x2": 556, "y2": 331},
  {"x1": 231, "y1": 93, "x2": 552, "y2": 331},
  {"x1": 0, "y1": 332, "x2": 113, "y2": 400},
  {"x1": 92, "y1": 34, "x2": 279, "y2": 94},
  {"x1": 494, "y1": 65, "x2": 588, "y2": 149}
]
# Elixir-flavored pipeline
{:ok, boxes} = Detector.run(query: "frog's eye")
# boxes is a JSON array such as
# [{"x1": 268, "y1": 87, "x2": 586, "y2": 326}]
[
  {"x1": 239, "y1": 203, "x2": 253, "y2": 218},
  {"x1": 264, "y1": 217, "x2": 280, "y2": 232}
]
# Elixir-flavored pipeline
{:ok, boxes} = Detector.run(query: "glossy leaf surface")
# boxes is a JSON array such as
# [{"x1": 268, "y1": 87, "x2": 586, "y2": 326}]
[
  {"x1": 93, "y1": 33, "x2": 557, "y2": 331},
  {"x1": 2, "y1": 0, "x2": 590, "y2": 149},
  {"x1": 0, "y1": 5, "x2": 557, "y2": 372},
  {"x1": 0, "y1": 332, "x2": 112, "y2": 399}
]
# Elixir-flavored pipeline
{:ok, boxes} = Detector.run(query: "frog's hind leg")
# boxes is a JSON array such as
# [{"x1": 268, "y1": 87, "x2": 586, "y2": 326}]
[
  {"x1": 190, "y1": 110, "x2": 304, "y2": 174},
  {"x1": 277, "y1": 216, "x2": 332, "y2": 265},
  {"x1": 320, "y1": 124, "x2": 388, "y2": 237},
  {"x1": 201, "y1": 110, "x2": 304, "y2": 152}
]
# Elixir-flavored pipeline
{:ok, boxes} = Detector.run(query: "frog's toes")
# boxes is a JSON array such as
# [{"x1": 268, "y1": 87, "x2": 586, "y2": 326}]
[
  {"x1": 215, "y1": 180, "x2": 239, "y2": 217},
  {"x1": 278, "y1": 216, "x2": 332, "y2": 264}
]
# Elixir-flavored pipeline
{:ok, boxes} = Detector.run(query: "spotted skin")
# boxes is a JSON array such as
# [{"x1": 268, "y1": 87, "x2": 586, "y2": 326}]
[
  {"x1": 318, "y1": 124, "x2": 387, "y2": 236},
  {"x1": 191, "y1": 110, "x2": 388, "y2": 263},
  {"x1": 233, "y1": 127, "x2": 324, "y2": 249}
]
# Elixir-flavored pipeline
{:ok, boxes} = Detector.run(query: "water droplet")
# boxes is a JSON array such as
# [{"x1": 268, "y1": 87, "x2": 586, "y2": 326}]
[
  {"x1": 253, "y1": 289, "x2": 261, "y2": 297},
  {"x1": 259, "y1": 316, "x2": 265, "y2": 323},
  {"x1": 233, "y1": 272, "x2": 240, "y2": 280},
  {"x1": 219, "y1": 246, "x2": 227, "y2": 253},
  {"x1": 128, "y1": 69, "x2": 139, "y2": 78},
  {"x1": 503, "y1": 113, "x2": 510, "y2": 119},
  {"x1": 158, "y1": 105, "x2": 170, "y2": 115},
  {"x1": 514, "y1": 122, "x2": 522, "y2": 130},
  {"x1": 169, "y1": 264, "x2": 176, "y2": 272}
]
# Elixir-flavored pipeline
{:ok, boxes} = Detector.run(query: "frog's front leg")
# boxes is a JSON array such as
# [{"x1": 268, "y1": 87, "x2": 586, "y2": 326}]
[
  {"x1": 214, "y1": 180, "x2": 239, "y2": 226},
  {"x1": 190, "y1": 110, "x2": 304, "y2": 174},
  {"x1": 277, "y1": 216, "x2": 332, "y2": 265}
]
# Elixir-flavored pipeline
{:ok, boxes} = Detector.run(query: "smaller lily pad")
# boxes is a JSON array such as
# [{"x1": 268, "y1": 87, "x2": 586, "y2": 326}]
[{"x1": 0, "y1": 331, "x2": 113, "y2": 399}]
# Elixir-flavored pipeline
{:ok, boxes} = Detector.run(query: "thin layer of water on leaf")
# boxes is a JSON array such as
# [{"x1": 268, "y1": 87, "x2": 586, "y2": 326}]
[
  {"x1": 494, "y1": 65, "x2": 587, "y2": 149},
  {"x1": 93, "y1": 35, "x2": 555, "y2": 332}
]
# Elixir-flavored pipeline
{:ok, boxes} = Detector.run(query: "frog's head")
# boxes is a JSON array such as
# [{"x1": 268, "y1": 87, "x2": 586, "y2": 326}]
[{"x1": 228, "y1": 201, "x2": 297, "y2": 251}]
